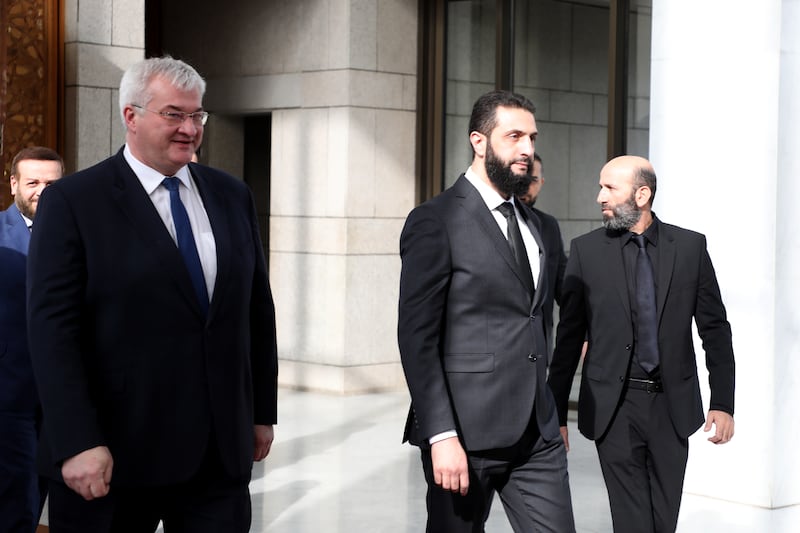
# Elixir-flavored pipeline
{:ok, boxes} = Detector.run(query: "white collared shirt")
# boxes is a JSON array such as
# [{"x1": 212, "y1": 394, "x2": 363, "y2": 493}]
[
  {"x1": 123, "y1": 145, "x2": 217, "y2": 298},
  {"x1": 464, "y1": 166, "x2": 540, "y2": 286}
]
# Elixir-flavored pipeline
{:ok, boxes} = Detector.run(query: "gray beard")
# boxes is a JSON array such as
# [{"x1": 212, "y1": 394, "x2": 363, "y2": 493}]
[{"x1": 602, "y1": 200, "x2": 641, "y2": 231}]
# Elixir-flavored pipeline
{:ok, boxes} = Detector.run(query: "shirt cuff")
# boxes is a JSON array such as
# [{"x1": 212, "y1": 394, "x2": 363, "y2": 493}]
[{"x1": 429, "y1": 430, "x2": 458, "y2": 445}]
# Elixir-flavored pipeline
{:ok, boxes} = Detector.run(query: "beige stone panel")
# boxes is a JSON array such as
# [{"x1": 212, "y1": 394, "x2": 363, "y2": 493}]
[
  {"x1": 204, "y1": 115, "x2": 244, "y2": 178},
  {"x1": 63, "y1": 88, "x2": 78, "y2": 172},
  {"x1": 271, "y1": 108, "x2": 332, "y2": 217},
  {"x1": 327, "y1": 0, "x2": 351, "y2": 70},
  {"x1": 303, "y1": 70, "x2": 350, "y2": 108},
  {"x1": 514, "y1": 0, "x2": 572, "y2": 91},
  {"x1": 343, "y1": 254, "x2": 401, "y2": 365},
  {"x1": 514, "y1": 87, "x2": 551, "y2": 121},
  {"x1": 551, "y1": 90, "x2": 594, "y2": 126},
  {"x1": 592, "y1": 94, "x2": 608, "y2": 126},
  {"x1": 278, "y1": 359, "x2": 406, "y2": 393},
  {"x1": 112, "y1": 0, "x2": 144, "y2": 48},
  {"x1": 568, "y1": 125, "x2": 606, "y2": 219},
  {"x1": 110, "y1": 88, "x2": 126, "y2": 150},
  {"x1": 204, "y1": 74, "x2": 303, "y2": 114},
  {"x1": 350, "y1": 0, "x2": 378, "y2": 70},
  {"x1": 531, "y1": 121, "x2": 570, "y2": 221},
  {"x1": 66, "y1": 43, "x2": 142, "y2": 90},
  {"x1": 373, "y1": 109, "x2": 416, "y2": 217},
  {"x1": 571, "y1": 4, "x2": 609, "y2": 94},
  {"x1": 63, "y1": 0, "x2": 79, "y2": 43},
  {"x1": 350, "y1": 70, "x2": 413, "y2": 110},
  {"x1": 346, "y1": 218, "x2": 404, "y2": 255},
  {"x1": 377, "y1": 0, "x2": 417, "y2": 75},
  {"x1": 325, "y1": 108, "x2": 351, "y2": 218},
  {"x1": 73, "y1": 87, "x2": 113, "y2": 171},
  {"x1": 270, "y1": 216, "x2": 348, "y2": 255},
  {"x1": 241, "y1": 2, "x2": 305, "y2": 75},
  {"x1": 76, "y1": 0, "x2": 111, "y2": 44},
  {"x1": 299, "y1": 0, "x2": 334, "y2": 72},
  {"x1": 343, "y1": 108, "x2": 377, "y2": 217},
  {"x1": 271, "y1": 251, "x2": 347, "y2": 365}
]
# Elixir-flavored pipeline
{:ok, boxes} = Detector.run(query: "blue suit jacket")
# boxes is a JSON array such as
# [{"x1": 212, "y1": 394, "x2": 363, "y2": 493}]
[{"x1": 0, "y1": 203, "x2": 39, "y2": 415}]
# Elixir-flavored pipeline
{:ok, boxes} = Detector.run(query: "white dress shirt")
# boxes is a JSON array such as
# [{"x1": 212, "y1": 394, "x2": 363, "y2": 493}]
[{"x1": 123, "y1": 145, "x2": 217, "y2": 299}]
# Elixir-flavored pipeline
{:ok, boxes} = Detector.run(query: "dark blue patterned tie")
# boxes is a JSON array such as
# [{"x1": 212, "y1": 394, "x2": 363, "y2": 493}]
[
  {"x1": 162, "y1": 177, "x2": 209, "y2": 316},
  {"x1": 632, "y1": 234, "x2": 659, "y2": 373}
]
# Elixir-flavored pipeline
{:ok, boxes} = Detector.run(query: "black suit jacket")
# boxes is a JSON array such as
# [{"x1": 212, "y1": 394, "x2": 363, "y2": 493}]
[
  {"x1": 27, "y1": 148, "x2": 278, "y2": 485},
  {"x1": 398, "y1": 175, "x2": 560, "y2": 452},
  {"x1": 548, "y1": 217, "x2": 735, "y2": 440}
]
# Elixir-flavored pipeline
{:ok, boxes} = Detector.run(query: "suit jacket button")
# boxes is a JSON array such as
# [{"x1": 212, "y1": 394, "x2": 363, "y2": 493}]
[
  {"x1": 528, "y1": 354, "x2": 537, "y2": 362},
  {"x1": 625, "y1": 344, "x2": 632, "y2": 351},
  {"x1": 619, "y1": 376, "x2": 624, "y2": 382}
]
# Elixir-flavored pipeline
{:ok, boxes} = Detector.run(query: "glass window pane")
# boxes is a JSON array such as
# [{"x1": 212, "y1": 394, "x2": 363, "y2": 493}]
[
  {"x1": 443, "y1": 0, "x2": 497, "y2": 189},
  {"x1": 627, "y1": 0, "x2": 651, "y2": 157},
  {"x1": 513, "y1": 0, "x2": 610, "y2": 222}
]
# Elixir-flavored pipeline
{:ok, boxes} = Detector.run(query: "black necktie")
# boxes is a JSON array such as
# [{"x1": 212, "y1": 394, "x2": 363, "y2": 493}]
[
  {"x1": 632, "y1": 234, "x2": 659, "y2": 373},
  {"x1": 162, "y1": 177, "x2": 209, "y2": 317},
  {"x1": 497, "y1": 201, "x2": 535, "y2": 294}
]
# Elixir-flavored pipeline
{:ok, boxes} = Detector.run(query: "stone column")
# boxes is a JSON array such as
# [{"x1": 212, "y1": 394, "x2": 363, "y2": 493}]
[
  {"x1": 63, "y1": 0, "x2": 143, "y2": 171},
  {"x1": 650, "y1": 0, "x2": 799, "y2": 513}
]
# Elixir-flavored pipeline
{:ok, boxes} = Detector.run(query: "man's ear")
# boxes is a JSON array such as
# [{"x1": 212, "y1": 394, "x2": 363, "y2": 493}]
[
  {"x1": 470, "y1": 131, "x2": 487, "y2": 159},
  {"x1": 636, "y1": 186, "x2": 652, "y2": 208}
]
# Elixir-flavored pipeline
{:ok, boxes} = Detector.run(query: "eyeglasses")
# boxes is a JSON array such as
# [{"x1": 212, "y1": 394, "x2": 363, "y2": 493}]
[{"x1": 131, "y1": 104, "x2": 209, "y2": 126}]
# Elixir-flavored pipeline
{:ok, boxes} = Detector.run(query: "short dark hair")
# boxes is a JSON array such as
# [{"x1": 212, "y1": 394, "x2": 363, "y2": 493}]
[
  {"x1": 468, "y1": 90, "x2": 537, "y2": 141},
  {"x1": 633, "y1": 165, "x2": 657, "y2": 205},
  {"x1": 533, "y1": 152, "x2": 542, "y2": 167},
  {"x1": 10, "y1": 146, "x2": 64, "y2": 177}
]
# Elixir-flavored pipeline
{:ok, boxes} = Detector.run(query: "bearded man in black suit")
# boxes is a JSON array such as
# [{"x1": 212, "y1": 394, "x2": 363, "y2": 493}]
[
  {"x1": 548, "y1": 155, "x2": 735, "y2": 532},
  {"x1": 398, "y1": 90, "x2": 575, "y2": 532}
]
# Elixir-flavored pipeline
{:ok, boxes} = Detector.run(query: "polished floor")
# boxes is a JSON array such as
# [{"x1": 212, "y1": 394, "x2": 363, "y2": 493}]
[
  {"x1": 42, "y1": 388, "x2": 796, "y2": 532},
  {"x1": 243, "y1": 388, "x2": 798, "y2": 532}
]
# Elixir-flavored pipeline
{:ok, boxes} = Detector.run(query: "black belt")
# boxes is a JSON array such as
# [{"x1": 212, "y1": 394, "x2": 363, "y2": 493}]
[{"x1": 627, "y1": 377, "x2": 663, "y2": 393}]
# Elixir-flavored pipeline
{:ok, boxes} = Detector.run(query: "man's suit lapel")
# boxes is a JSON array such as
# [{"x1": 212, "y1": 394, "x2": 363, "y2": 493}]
[
  {"x1": 108, "y1": 152, "x2": 206, "y2": 319},
  {"x1": 2, "y1": 204, "x2": 31, "y2": 253},
  {"x1": 189, "y1": 164, "x2": 230, "y2": 320},
  {"x1": 655, "y1": 222, "x2": 676, "y2": 321},
  {"x1": 454, "y1": 176, "x2": 532, "y2": 295}
]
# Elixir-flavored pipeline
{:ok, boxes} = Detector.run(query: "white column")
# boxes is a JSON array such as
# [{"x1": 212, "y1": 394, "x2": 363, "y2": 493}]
[{"x1": 650, "y1": 0, "x2": 799, "y2": 514}]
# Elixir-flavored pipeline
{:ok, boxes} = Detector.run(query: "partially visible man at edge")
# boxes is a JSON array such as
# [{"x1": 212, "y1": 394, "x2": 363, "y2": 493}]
[
  {"x1": 517, "y1": 152, "x2": 568, "y2": 357},
  {"x1": 27, "y1": 56, "x2": 278, "y2": 532},
  {"x1": 548, "y1": 155, "x2": 735, "y2": 532},
  {"x1": 0, "y1": 146, "x2": 63, "y2": 533}
]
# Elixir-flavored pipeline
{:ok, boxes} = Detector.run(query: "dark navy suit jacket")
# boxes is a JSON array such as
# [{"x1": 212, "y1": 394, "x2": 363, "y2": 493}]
[
  {"x1": 27, "y1": 148, "x2": 278, "y2": 486},
  {"x1": 0, "y1": 203, "x2": 38, "y2": 415},
  {"x1": 0, "y1": 202, "x2": 43, "y2": 530}
]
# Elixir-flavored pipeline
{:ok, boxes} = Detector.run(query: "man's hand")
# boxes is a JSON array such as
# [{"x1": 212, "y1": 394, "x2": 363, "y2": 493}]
[
  {"x1": 61, "y1": 446, "x2": 113, "y2": 501},
  {"x1": 704, "y1": 410, "x2": 734, "y2": 444},
  {"x1": 559, "y1": 425, "x2": 570, "y2": 452},
  {"x1": 431, "y1": 436, "x2": 469, "y2": 496},
  {"x1": 254, "y1": 424, "x2": 274, "y2": 461}
]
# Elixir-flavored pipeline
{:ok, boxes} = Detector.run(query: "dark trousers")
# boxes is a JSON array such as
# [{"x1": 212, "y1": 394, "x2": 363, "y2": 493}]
[
  {"x1": 596, "y1": 386, "x2": 688, "y2": 533},
  {"x1": 421, "y1": 422, "x2": 575, "y2": 533},
  {"x1": 47, "y1": 442, "x2": 251, "y2": 533},
  {"x1": 0, "y1": 415, "x2": 42, "y2": 533}
]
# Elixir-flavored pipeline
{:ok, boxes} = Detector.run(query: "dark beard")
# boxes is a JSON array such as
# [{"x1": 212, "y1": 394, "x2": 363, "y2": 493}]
[
  {"x1": 485, "y1": 143, "x2": 532, "y2": 198},
  {"x1": 602, "y1": 193, "x2": 641, "y2": 231}
]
